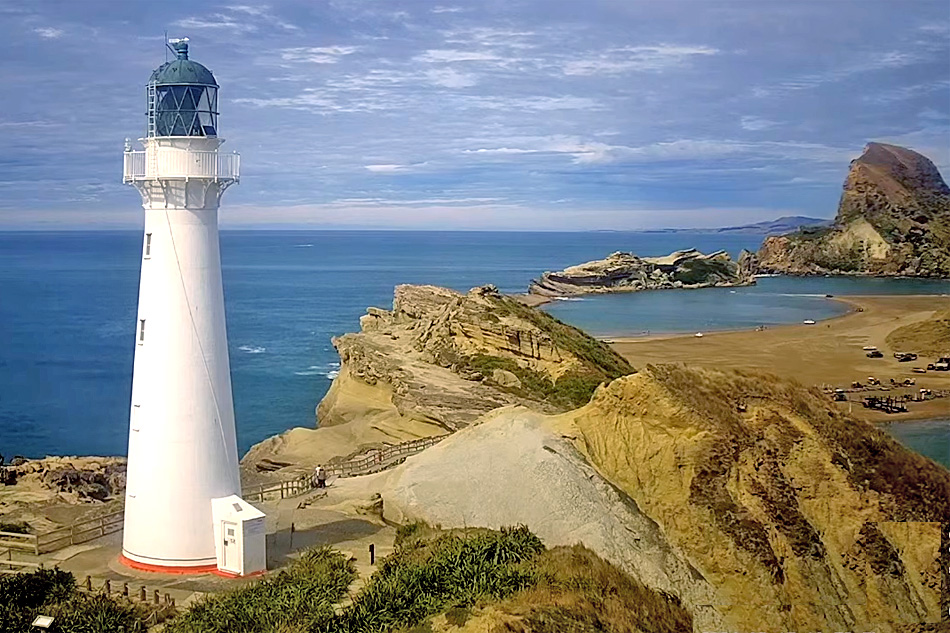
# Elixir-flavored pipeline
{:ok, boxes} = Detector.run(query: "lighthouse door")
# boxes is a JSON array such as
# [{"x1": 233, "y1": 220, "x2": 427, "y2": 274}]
[{"x1": 222, "y1": 521, "x2": 239, "y2": 573}]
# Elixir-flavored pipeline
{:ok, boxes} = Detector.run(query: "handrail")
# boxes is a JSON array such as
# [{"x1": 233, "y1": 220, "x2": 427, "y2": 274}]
[
  {"x1": 243, "y1": 435, "x2": 446, "y2": 503},
  {"x1": 20, "y1": 437, "x2": 446, "y2": 554},
  {"x1": 123, "y1": 149, "x2": 240, "y2": 182}
]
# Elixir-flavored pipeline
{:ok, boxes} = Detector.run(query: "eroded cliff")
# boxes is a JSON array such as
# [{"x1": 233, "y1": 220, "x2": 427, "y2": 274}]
[
  {"x1": 755, "y1": 142, "x2": 950, "y2": 277},
  {"x1": 529, "y1": 248, "x2": 754, "y2": 297},
  {"x1": 376, "y1": 364, "x2": 949, "y2": 631},
  {"x1": 242, "y1": 284, "x2": 632, "y2": 474}
]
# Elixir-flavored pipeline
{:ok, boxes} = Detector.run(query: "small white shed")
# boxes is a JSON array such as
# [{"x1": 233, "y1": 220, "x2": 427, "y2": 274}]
[{"x1": 211, "y1": 495, "x2": 267, "y2": 577}]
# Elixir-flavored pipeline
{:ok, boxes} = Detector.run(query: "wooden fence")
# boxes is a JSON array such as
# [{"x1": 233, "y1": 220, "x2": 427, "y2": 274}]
[
  {"x1": 243, "y1": 435, "x2": 444, "y2": 503},
  {"x1": 33, "y1": 511, "x2": 124, "y2": 555},
  {"x1": 324, "y1": 436, "x2": 444, "y2": 479},
  {"x1": 2, "y1": 436, "x2": 446, "y2": 558},
  {"x1": 0, "y1": 530, "x2": 39, "y2": 556}
]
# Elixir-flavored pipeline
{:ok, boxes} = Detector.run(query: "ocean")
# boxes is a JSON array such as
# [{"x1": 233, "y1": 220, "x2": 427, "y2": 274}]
[{"x1": 1, "y1": 230, "x2": 947, "y2": 466}]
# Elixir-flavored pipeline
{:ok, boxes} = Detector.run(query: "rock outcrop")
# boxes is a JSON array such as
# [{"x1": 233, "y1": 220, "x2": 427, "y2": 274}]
[
  {"x1": 376, "y1": 364, "x2": 949, "y2": 632},
  {"x1": 0, "y1": 456, "x2": 126, "y2": 534},
  {"x1": 755, "y1": 142, "x2": 950, "y2": 277},
  {"x1": 242, "y1": 284, "x2": 632, "y2": 475},
  {"x1": 528, "y1": 249, "x2": 755, "y2": 297}
]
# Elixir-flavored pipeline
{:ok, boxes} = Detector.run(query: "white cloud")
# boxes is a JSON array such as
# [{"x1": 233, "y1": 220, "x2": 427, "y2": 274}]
[
  {"x1": 414, "y1": 49, "x2": 502, "y2": 63},
  {"x1": 173, "y1": 5, "x2": 298, "y2": 34},
  {"x1": 33, "y1": 27, "x2": 63, "y2": 39},
  {"x1": 364, "y1": 164, "x2": 406, "y2": 173},
  {"x1": 755, "y1": 50, "x2": 925, "y2": 96},
  {"x1": 432, "y1": 6, "x2": 466, "y2": 13},
  {"x1": 563, "y1": 45, "x2": 718, "y2": 75},
  {"x1": 462, "y1": 136, "x2": 854, "y2": 166},
  {"x1": 465, "y1": 96, "x2": 601, "y2": 111},
  {"x1": 280, "y1": 46, "x2": 361, "y2": 64},
  {"x1": 227, "y1": 4, "x2": 300, "y2": 30},
  {"x1": 864, "y1": 79, "x2": 950, "y2": 104},
  {"x1": 425, "y1": 68, "x2": 477, "y2": 88},
  {"x1": 173, "y1": 14, "x2": 257, "y2": 33},
  {"x1": 740, "y1": 116, "x2": 778, "y2": 131}
]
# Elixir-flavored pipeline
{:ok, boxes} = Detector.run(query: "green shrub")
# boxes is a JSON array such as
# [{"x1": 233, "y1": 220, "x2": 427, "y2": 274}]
[
  {"x1": 165, "y1": 547, "x2": 354, "y2": 633},
  {"x1": 0, "y1": 567, "x2": 74, "y2": 612},
  {"x1": 322, "y1": 525, "x2": 544, "y2": 633},
  {"x1": 0, "y1": 568, "x2": 147, "y2": 633}
]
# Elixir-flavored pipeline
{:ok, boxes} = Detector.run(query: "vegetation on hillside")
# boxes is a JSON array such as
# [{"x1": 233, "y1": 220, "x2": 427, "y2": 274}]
[
  {"x1": 4, "y1": 525, "x2": 690, "y2": 633},
  {"x1": 459, "y1": 295, "x2": 633, "y2": 409},
  {"x1": 885, "y1": 309, "x2": 950, "y2": 357},
  {"x1": 0, "y1": 568, "x2": 147, "y2": 633},
  {"x1": 165, "y1": 547, "x2": 355, "y2": 633}
]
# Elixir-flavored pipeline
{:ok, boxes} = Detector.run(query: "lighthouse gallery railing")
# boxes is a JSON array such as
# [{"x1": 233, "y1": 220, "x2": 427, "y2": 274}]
[{"x1": 123, "y1": 149, "x2": 240, "y2": 182}]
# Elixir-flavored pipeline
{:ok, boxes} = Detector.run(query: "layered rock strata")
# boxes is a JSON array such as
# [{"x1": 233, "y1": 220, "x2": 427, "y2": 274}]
[
  {"x1": 529, "y1": 248, "x2": 755, "y2": 297},
  {"x1": 376, "y1": 364, "x2": 949, "y2": 632},
  {"x1": 755, "y1": 142, "x2": 950, "y2": 277}
]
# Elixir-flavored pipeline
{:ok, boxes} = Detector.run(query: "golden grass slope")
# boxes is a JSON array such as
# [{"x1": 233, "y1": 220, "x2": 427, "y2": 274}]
[
  {"x1": 559, "y1": 364, "x2": 949, "y2": 632},
  {"x1": 886, "y1": 308, "x2": 950, "y2": 357}
]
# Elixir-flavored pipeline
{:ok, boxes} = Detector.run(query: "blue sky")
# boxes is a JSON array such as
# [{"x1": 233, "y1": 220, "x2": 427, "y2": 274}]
[{"x1": 1, "y1": 0, "x2": 947, "y2": 230}]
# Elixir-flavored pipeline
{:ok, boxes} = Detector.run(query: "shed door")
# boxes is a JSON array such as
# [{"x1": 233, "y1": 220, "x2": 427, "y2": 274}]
[{"x1": 222, "y1": 521, "x2": 239, "y2": 572}]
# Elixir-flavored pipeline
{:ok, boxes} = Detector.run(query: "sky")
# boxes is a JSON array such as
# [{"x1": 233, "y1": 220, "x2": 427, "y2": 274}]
[{"x1": 0, "y1": 0, "x2": 948, "y2": 230}]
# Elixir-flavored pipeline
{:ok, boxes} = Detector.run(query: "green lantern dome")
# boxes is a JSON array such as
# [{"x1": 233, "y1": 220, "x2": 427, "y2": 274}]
[
  {"x1": 149, "y1": 59, "x2": 218, "y2": 87},
  {"x1": 147, "y1": 40, "x2": 220, "y2": 137}
]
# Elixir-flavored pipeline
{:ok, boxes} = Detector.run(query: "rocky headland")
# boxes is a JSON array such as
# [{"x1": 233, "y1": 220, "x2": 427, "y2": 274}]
[
  {"x1": 242, "y1": 283, "x2": 632, "y2": 476},
  {"x1": 343, "y1": 364, "x2": 948, "y2": 631},
  {"x1": 243, "y1": 281, "x2": 948, "y2": 631},
  {"x1": 528, "y1": 248, "x2": 755, "y2": 297},
  {"x1": 0, "y1": 456, "x2": 126, "y2": 533},
  {"x1": 754, "y1": 142, "x2": 950, "y2": 277}
]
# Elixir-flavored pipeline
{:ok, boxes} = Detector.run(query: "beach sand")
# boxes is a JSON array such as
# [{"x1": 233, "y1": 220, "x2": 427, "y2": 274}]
[{"x1": 609, "y1": 295, "x2": 950, "y2": 423}]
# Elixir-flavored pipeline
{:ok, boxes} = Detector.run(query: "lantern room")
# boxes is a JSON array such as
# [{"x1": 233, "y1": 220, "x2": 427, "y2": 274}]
[{"x1": 147, "y1": 39, "x2": 219, "y2": 138}]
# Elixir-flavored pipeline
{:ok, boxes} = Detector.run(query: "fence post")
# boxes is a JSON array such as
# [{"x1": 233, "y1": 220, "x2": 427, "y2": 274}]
[
  {"x1": 140, "y1": 586, "x2": 147, "y2": 602},
  {"x1": 104, "y1": 579, "x2": 111, "y2": 594},
  {"x1": 154, "y1": 589, "x2": 160, "y2": 605},
  {"x1": 85, "y1": 575, "x2": 92, "y2": 591},
  {"x1": 123, "y1": 582, "x2": 129, "y2": 597}
]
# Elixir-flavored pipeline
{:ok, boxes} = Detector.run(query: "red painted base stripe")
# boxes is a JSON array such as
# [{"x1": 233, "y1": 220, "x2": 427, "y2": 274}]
[
  {"x1": 118, "y1": 553, "x2": 218, "y2": 575},
  {"x1": 212, "y1": 567, "x2": 266, "y2": 579}
]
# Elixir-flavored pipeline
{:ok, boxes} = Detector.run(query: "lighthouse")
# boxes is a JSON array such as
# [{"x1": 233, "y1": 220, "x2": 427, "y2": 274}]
[{"x1": 120, "y1": 39, "x2": 245, "y2": 573}]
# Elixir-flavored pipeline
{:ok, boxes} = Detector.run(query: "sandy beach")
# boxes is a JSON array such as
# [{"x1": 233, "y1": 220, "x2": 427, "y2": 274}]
[{"x1": 609, "y1": 294, "x2": 950, "y2": 423}]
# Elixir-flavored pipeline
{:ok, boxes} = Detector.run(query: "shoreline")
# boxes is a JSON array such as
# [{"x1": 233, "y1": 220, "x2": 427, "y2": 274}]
[
  {"x1": 607, "y1": 294, "x2": 949, "y2": 424},
  {"x1": 605, "y1": 294, "x2": 862, "y2": 344}
]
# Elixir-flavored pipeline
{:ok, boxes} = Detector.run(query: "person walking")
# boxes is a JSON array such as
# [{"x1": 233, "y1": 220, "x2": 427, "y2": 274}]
[{"x1": 315, "y1": 465, "x2": 327, "y2": 489}]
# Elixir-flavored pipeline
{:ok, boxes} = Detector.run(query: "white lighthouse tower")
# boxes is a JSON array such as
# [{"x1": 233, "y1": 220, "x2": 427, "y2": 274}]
[{"x1": 120, "y1": 39, "x2": 243, "y2": 573}]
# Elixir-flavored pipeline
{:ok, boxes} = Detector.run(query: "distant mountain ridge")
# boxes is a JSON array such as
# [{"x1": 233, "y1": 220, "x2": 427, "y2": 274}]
[
  {"x1": 641, "y1": 215, "x2": 831, "y2": 235},
  {"x1": 715, "y1": 215, "x2": 832, "y2": 234}
]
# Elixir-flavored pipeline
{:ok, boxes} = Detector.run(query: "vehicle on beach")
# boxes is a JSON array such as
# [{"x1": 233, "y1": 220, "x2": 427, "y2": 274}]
[
  {"x1": 934, "y1": 357, "x2": 950, "y2": 371},
  {"x1": 866, "y1": 350, "x2": 883, "y2": 358},
  {"x1": 912, "y1": 367, "x2": 927, "y2": 374},
  {"x1": 862, "y1": 345, "x2": 877, "y2": 351},
  {"x1": 803, "y1": 319, "x2": 816, "y2": 325},
  {"x1": 893, "y1": 352, "x2": 917, "y2": 362}
]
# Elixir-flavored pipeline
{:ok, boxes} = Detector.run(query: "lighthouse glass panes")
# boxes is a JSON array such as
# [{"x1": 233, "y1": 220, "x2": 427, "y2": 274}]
[{"x1": 153, "y1": 85, "x2": 218, "y2": 137}]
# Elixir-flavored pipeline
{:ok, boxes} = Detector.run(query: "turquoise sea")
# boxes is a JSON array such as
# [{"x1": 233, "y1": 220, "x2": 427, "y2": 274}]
[{"x1": 0, "y1": 230, "x2": 947, "y2": 466}]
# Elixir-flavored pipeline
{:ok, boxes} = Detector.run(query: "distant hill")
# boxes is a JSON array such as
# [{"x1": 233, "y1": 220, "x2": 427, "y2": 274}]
[
  {"x1": 714, "y1": 215, "x2": 831, "y2": 235},
  {"x1": 754, "y1": 142, "x2": 950, "y2": 277},
  {"x1": 641, "y1": 215, "x2": 831, "y2": 235}
]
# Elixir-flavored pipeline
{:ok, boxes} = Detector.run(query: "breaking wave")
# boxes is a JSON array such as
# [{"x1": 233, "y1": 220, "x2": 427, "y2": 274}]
[{"x1": 238, "y1": 345, "x2": 266, "y2": 354}]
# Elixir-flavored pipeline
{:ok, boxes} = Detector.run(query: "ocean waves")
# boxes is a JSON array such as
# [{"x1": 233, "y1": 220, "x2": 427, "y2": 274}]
[{"x1": 294, "y1": 362, "x2": 340, "y2": 379}]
